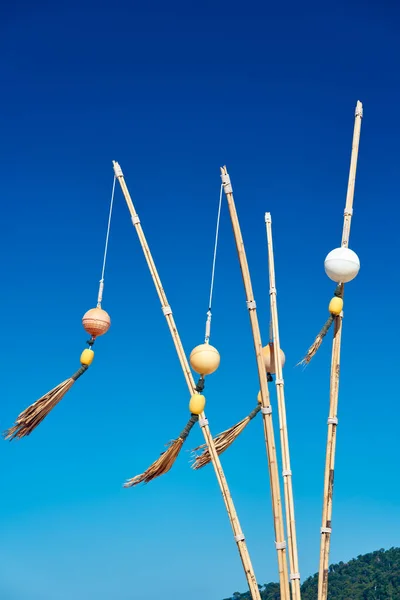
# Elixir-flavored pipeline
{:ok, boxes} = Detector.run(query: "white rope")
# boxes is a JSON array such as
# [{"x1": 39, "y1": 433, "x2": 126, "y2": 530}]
[
  {"x1": 97, "y1": 176, "x2": 116, "y2": 307},
  {"x1": 205, "y1": 184, "x2": 223, "y2": 343},
  {"x1": 204, "y1": 184, "x2": 224, "y2": 344}
]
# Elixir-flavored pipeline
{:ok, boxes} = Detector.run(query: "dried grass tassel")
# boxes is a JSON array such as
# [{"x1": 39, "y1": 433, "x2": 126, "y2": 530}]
[
  {"x1": 4, "y1": 365, "x2": 88, "y2": 441},
  {"x1": 297, "y1": 315, "x2": 335, "y2": 367},
  {"x1": 298, "y1": 285, "x2": 343, "y2": 367},
  {"x1": 191, "y1": 404, "x2": 261, "y2": 470},
  {"x1": 124, "y1": 414, "x2": 199, "y2": 487}
]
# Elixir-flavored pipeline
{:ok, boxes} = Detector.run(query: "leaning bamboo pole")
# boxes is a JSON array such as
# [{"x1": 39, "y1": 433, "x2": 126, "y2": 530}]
[
  {"x1": 221, "y1": 166, "x2": 290, "y2": 600},
  {"x1": 113, "y1": 161, "x2": 262, "y2": 600},
  {"x1": 265, "y1": 213, "x2": 301, "y2": 600},
  {"x1": 318, "y1": 101, "x2": 363, "y2": 600}
]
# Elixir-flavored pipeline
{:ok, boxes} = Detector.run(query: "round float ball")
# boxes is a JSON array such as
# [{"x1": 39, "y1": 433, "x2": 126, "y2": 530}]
[
  {"x1": 80, "y1": 348, "x2": 95, "y2": 366},
  {"x1": 189, "y1": 344, "x2": 220, "y2": 375},
  {"x1": 189, "y1": 393, "x2": 206, "y2": 415},
  {"x1": 329, "y1": 296, "x2": 344, "y2": 316},
  {"x1": 82, "y1": 307, "x2": 111, "y2": 337},
  {"x1": 262, "y1": 343, "x2": 285, "y2": 374},
  {"x1": 324, "y1": 247, "x2": 360, "y2": 283}
]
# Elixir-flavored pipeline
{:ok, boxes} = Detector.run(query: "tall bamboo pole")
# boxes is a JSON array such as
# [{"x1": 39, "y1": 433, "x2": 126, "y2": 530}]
[
  {"x1": 221, "y1": 166, "x2": 290, "y2": 600},
  {"x1": 265, "y1": 213, "x2": 301, "y2": 600},
  {"x1": 318, "y1": 101, "x2": 363, "y2": 600},
  {"x1": 113, "y1": 161, "x2": 261, "y2": 600}
]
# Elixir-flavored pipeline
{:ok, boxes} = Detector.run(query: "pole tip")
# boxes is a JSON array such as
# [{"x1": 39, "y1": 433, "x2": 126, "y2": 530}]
[{"x1": 113, "y1": 161, "x2": 123, "y2": 177}]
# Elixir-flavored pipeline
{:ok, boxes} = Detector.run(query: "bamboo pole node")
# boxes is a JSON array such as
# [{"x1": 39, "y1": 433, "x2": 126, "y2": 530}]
[
  {"x1": 269, "y1": 287, "x2": 277, "y2": 295},
  {"x1": 282, "y1": 470, "x2": 292, "y2": 477},
  {"x1": 162, "y1": 306, "x2": 173, "y2": 316},
  {"x1": 275, "y1": 541, "x2": 287, "y2": 550},
  {"x1": 327, "y1": 417, "x2": 338, "y2": 425},
  {"x1": 291, "y1": 573, "x2": 301, "y2": 581},
  {"x1": 344, "y1": 208, "x2": 353, "y2": 216},
  {"x1": 321, "y1": 527, "x2": 332, "y2": 534},
  {"x1": 246, "y1": 300, "x2": 257, "y2": 310},
  {"x1": 275, "y1": 378, "x2": 284, "y2": 385},
  {"x1": 261, "y1": 406, "x2": 272, "y2": 415},
  {"x1": 132, "y1": 214, "x2": 140, "y2": 224},
  {"x1": 199, "y1": 417, "x2": 209, "y2": 427},
  {"x1": 235, "y1": 533, "x2": 246, "y2": 542}
]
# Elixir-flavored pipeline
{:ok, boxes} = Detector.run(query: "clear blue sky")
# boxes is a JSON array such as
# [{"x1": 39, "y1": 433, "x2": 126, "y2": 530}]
[{"x1": 1, "y1": 1, "x2": 399, "y2": 599}]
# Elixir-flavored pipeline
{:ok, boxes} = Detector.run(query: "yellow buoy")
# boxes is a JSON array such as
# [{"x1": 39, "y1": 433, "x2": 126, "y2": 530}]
[
  {"x1": 189, "y1": 344, "x2": 220, "y2": 375},
  {"x1": 329, "y1": 296, "x2": 343, "y2": 316},
  {"x1": 80, "y1": 348, "x2": 95, "y2": 366},
  {"x1": 262, "y1": 343, "x2": 285, "y2": 374},
  {"x1": 189, "y1": 393, "x2": 206, "y2": 415}
]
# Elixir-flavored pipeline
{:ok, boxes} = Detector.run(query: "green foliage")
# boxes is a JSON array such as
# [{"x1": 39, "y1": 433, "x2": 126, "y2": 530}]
[{"x1": 223, "y1": 547, "x2": 400, "y2": 600}]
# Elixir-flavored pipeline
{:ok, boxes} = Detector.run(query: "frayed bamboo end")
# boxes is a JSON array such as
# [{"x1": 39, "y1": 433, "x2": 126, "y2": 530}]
[
  {"x1": 124, "y1": 438, "x2": 184, "y2": 487},
  {"x1": 4, "y1": 378, "x2": 75, "y2": 440},
  {"x1": 192, "y1": 413, "x2": 255, "y2": 470}
]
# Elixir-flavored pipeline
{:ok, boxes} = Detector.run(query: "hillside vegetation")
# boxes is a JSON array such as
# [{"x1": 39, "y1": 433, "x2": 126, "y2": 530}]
[{"x1": 223, "y1": 547, "x2": 400, "y2": 600}]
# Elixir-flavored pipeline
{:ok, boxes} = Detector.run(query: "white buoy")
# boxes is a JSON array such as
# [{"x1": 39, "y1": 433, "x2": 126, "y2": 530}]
[
  {"x1": 189, "y1": 344, "x2": 220, "y2": 375},
  {"x1": 324, "y1": 247, "x2": 360, "y2": 283}
]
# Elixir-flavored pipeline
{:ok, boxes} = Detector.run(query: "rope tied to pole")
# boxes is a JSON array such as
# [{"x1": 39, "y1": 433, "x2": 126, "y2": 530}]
[{"x1": 204, "y1": 184, "x2": 223, "y2": 343}]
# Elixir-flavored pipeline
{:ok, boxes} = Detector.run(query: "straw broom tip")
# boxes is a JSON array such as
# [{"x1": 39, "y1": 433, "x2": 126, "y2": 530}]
[
  {"x1": 123, "y1": 437, "x2": 184, "y2": 487},
  {"x1": 3, "y1": 378, "x2": 75, "y2": 441},
  {"x1": 191, "y1": 407, "x2": 260, "y2": 470}
]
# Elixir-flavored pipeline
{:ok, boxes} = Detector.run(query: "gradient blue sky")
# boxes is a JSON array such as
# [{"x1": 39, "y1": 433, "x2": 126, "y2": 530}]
[{"x1": 1, "y1": 1, "x2": 399, "y2": 599}]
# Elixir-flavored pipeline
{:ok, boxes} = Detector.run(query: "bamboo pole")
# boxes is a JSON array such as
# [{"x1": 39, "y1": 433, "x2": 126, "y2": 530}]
[
  {"x1": 113, "y1": 161, "x2": 261, "y2": 600},
  {"x1": 265, "y1": 213, "x2": 301, "y2": 600},
  {"x1": 318, "y1": 101, "x2": 363, "y2": 600},
  {"x1": 221, "y1": 166, "x2": 290, "y2": 600}
]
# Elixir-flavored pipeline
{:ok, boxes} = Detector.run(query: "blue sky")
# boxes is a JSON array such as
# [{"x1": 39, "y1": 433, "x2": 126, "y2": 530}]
[{"x1": 1, "y1": 1, "x2": 399, "y2": 599}]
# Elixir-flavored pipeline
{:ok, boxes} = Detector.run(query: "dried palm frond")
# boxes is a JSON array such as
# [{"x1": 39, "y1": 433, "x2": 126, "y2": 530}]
[
  {"x1": 191, "y1": 404, "x2": 261, "y2": 470},
  {"x1": 4, "y1": 365, "x2": 88, "y2": 441},
  {"x1": 124, "y1": 414, "x2": 198, "y2": 487}
]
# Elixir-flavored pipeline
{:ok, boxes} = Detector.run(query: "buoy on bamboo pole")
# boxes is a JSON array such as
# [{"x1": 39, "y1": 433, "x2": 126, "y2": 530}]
[
  {"x1": 265, "y1": 212, "x2": 301, "y2": 600},
  {"x1": 317, "y1": 101, "x2": 363, "y2": 600},
  {"x1": 298, "y1": 245, "x2": 360, "y2": 366},
  {"x1": 4, "y1": 178, "x2": 116, "y2": 440},
  {"x1": 113, "y1": 162, "x2": 262, "y2": 600},
  {"x1": 191, "y1": 345, "x2": 281, "y2": 469},
  {"x1": 217, "y1": 165, "x2": 290, "y2": 600}
]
